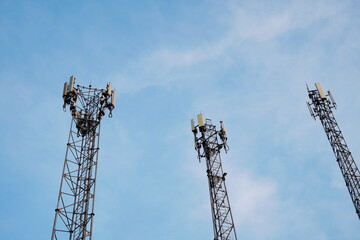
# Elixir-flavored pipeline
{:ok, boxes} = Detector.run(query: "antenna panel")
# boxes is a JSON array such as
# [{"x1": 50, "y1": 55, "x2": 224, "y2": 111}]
[
  {"x1": 111, "y1": 89, "x2": 117, "y2": 107},
  {"x1": 191, "y1": 119, "x2": 195, "y2": 131},
  {"x1": 197, "y1": 114, "x2": 204, "y2": 127},
  {"x1": 107, "y1": 82, "x2": 112, "y2": 96},
  {"x1": 220, "y1": 121, "x2": 226, "y2": 134},
  {"x1": 69, "y1": 76, "x2": 75, "y2": 92},
  {"x1": 63, "y1": 82, "x2": 69, "y2": 97},
  {"x1": 315, "y1": 82, "x2": 326, "y2": 99},
  {"x1": 328, "y1": 91, "x2": 337, "y2": 108}
]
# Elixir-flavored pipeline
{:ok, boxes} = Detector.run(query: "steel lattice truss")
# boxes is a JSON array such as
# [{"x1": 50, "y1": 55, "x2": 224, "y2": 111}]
[
  {"x1": 307, "y1": 83, "x2": 360, "y2": 220},
  {"x1": 192, "y1": 116, "x2": 238, "y2": 240},
  {"x1": 52, "y1": 77, "x2": 115, "y2": 240}
]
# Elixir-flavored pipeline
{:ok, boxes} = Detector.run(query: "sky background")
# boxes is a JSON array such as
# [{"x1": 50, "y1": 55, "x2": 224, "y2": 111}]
[{"x1": 1, "y1": 0, "x2": 360, "y2": 239}]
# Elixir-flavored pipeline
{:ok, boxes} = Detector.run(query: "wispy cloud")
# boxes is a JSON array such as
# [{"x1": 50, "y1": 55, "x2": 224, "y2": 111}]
[{"x1": 108, "y1": 0, "x2": 344, "y2": 93}]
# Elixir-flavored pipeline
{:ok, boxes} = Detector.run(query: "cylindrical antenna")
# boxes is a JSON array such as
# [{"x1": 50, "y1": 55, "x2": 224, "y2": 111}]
[
  {"x1": 63, "y1": 82, "x2": 69, "y2": 97},
  {"x1": 197, "y1": 114, "x2": 205, "y2": 127},
  {"x1": 111, "y1": 89, "x2": 117, "y2": 107},
  {"x1": 191, "y1": 119, "x2": 195, "y2": 132},
  {"x1": 107, "y1": 82, "x2": 112, "y2": 96},
  {"x1": 220, "y1": 121, "x2": 226, "y2": 134},
  {"x1": 328, "y1": 91, "x2": 337, "y2": 108},
  {"x1": 315, "y1": 82, "x2": 326, "y2": 99},
  {"x1": 69, "y1": 75, "x2": 75, "y2": 92}
]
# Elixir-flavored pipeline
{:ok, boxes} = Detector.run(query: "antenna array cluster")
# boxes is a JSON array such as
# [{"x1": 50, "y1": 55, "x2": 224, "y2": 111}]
[{"x1": 63, "y1": 75, "x2": 116, "y2": 119}]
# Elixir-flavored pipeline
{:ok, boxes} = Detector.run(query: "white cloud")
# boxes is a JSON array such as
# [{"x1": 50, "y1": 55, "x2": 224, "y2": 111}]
[
  {"x1": 228, "y1": 0, "x2": 339, "y2": 41},
  {"x1": 108, "y1": 0, "x2": 346, "y2": 93},
  {"x1": 228, "y1": 171, "x2": 279, "y2": 238}
]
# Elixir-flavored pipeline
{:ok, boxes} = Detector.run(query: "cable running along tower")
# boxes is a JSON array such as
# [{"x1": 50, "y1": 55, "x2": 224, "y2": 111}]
[
  {"x1": 51, "y1": 76, "x2": 116, "y2": 239},
  {"x1": 191, "y1": 114, "x2": 238, "y2": 240},
  {"x1": 307, "y1": 82, "x2": 360, "y2": 220}
]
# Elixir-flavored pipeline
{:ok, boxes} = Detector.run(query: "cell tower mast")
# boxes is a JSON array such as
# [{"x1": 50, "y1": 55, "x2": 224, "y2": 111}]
[
  {"x1": 307, "y1": 82, "x2": 360, "y2": 220},
  {"x1": 191, "y1": 114, "x2": 238, "y2": 240},
  {"x1": 51, "y1": 76, "x2": 116, "y2": 239}
]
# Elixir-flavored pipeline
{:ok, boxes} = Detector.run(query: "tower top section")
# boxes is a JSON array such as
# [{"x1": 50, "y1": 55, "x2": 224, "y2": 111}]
[
  {"x1": 62, "y1": 75, "x2": 116, "y2": 120},
  {"x1": 191, "y1": 113, "x2": 229, "y2": 161},
  {"x1": 62, "y1": 75, "x2": 116, "y2": 136},
  {"x1": 306, "y1": 82, "x2": 337, "y2": 120}
]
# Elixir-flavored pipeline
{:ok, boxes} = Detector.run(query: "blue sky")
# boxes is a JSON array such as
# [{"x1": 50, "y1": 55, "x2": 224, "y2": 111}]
[{"x1": 1, "y1": 0, "x2": 360, "y2": 239}]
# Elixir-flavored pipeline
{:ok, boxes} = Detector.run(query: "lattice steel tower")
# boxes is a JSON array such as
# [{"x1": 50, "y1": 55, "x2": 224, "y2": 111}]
[
  {"x1": 307, "y1": 82, "x2": 360, "y2": 220},
  {"x1": 191, "y1": 114, "x2": 238, "y2": 240},
  {"x1": 51, "y1": 76, "x2": 116, "y2": 239}
]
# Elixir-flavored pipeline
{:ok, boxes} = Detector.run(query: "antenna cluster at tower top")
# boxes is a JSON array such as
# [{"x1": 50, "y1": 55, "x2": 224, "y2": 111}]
[{"x1": 62, "y1": 75, "x2": 117, "y2": 120}]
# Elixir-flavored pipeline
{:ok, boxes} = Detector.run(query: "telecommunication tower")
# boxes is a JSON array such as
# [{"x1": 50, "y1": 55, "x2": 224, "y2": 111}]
[
  {"x1": 307, "y1": 82, "x2": 360, "y2": 220},
  {"x1": 191, "y1": 114, "x2": 238, "y2": 240},
  {"x1": 51, "y1": 76, "x2": 116, "y2": 239}
]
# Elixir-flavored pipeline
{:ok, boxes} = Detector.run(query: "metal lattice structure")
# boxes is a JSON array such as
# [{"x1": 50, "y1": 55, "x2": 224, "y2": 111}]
[
  {"x1": 307, "y1": 82, "x2": 360, "y2": 220},
  {"x1": 191, "y1": 114, "x2": 238, "y2": 240},
  {"x1": 51, "y1": 76, "x2": 116, "y2": 240}
]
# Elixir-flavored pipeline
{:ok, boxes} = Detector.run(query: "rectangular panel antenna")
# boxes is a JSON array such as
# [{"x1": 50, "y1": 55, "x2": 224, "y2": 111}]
[
  {"x1": 197, "y1": 114, "x2": 204, "y2": 127},
  {"x1": 63, "y1": 82, "x2": 69, "y2": 97},
  {"x1": 107, "y1": 82, "x2": 112, "y2": 96},
  {"x1": 315, "y1": 82, "x2": 326, "y2": 99},
  {"x1": 191, "y1": 119, "x2": 195, "y2": 131},
  {"x1": 220, "y1": 121, "x2": 226, "y2": 134},
  {"x1": 111, "y1": 89, "x2": 117, "y2": 107},
  {"x1": 69, "y1": 76, "x2": 75, "y2": 92},
  {"x1": 328, "y1": 91, "x2": 337, "y2": 108}
]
